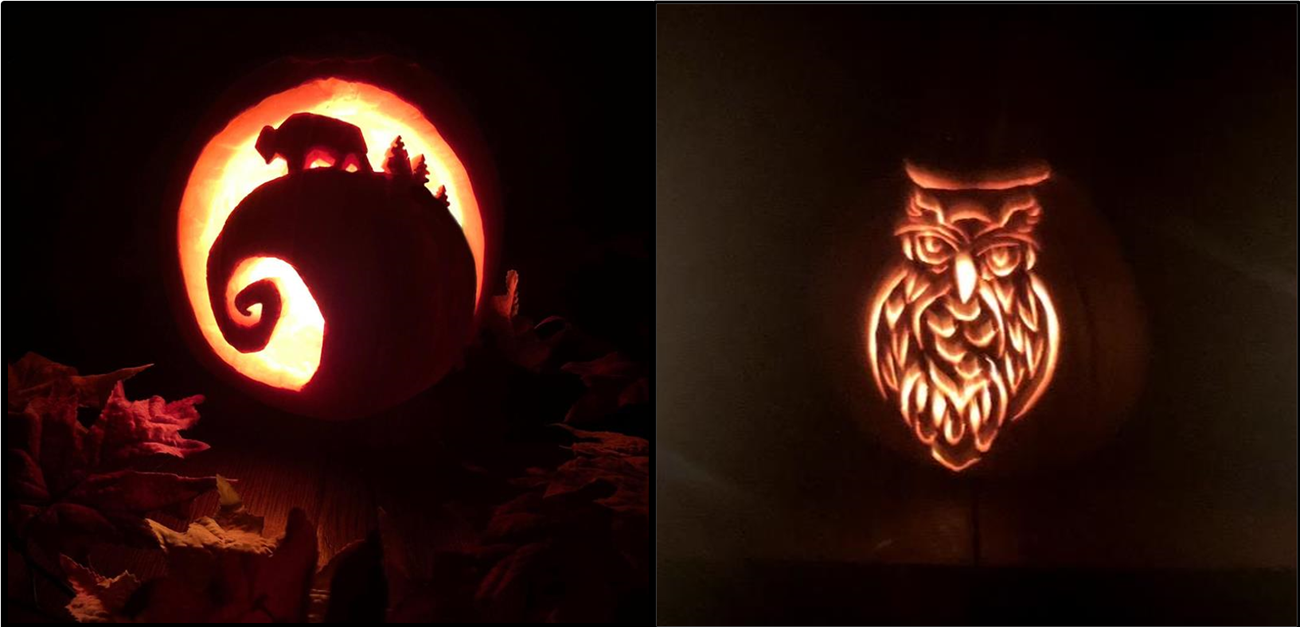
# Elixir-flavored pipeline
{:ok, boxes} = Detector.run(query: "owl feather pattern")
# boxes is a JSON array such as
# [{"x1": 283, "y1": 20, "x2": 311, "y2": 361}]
[{"x1": 867, "y1": 161, "x2": 1060, "y2": 471}]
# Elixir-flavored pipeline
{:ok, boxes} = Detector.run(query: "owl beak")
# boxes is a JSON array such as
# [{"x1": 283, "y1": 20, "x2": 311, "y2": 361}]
[{"x1": 954, "y1": 252, "x2": 977, "y2": 303}]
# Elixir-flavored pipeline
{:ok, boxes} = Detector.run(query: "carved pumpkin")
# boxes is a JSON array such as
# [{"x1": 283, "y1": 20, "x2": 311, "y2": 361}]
[
  {"x1": 825, "y1": 157, "x2": 1146, "y2": 474},
  {"x1": 866, "y1": 160, "x2": 1061, "y2": 471},
  {"x1": 170, "y1": 59, "x2": 498, "y2": 419}
]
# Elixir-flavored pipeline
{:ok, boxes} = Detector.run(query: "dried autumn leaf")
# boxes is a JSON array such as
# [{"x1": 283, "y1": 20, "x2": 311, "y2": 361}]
[
  {"x1": 7, "y1": 352, "x2": 150, "y2": 413},
  {"x1": 149, "y1": 476, "x2": 316, "y2": 622},
  {"x1": 561, "y1": 353, "x2": 649, "y2": 426},
  {"x1": 60, "y1": 554, "x2": 141, "y2": 623},
  {"x1": 8, "y1": 448, "x2": 49, "y2": 501},
  {"x1": 308, "y1": 533, "x2": 387, "y2": 623},
  {"x1": 468, "y1": 427, "x2": 649, "y2": 622},
  {"x1": 69, "y1": 471, "x2": 220, "y2": 540},
  {"x1": 482, "y1": 270, "x2": 576, "y2": 371},
  {"x1": 62, "y1": 477, "x2": 320, "y2": 623},
  {"x1": 493, "y1": 269, "x2": 521, "y2": 325},
  {"x1": 5, "y1": 355, "x2": 214, "y2": 561},
  {"x1": 475, "y1": 489, "x2": 632, "y2": 622},
  {"x1": 21, "y1": 472, "x2": 219, "y2": 559},
  {"x1": 379, "y1": 507, "x2": 486, "y2": 623},
  {"x1": 549, "y1": 425, "x2": 649, "y2": 517},
  {"x1": 320, "y1": 506, "x2": 479, "y2": 623},
  {"x1": 311, "y1": 428, "x2": 649, "y2": 622},
  {"x1": 88, "y1": 383, "x2": 208, "y2": 467},
  {"x1": 24, "y1": 503, "x2": 119, "y2": 563},
  {"x1": 25, "y1": 394, "x2": 92, "y2": 495}
]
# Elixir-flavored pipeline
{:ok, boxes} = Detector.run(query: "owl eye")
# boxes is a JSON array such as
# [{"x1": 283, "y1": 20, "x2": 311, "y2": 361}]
[
  {"x1": 913, "y1": 235, "x2": 953, "y2": 265},
  {"x1": 981, "y1": 244, "x2": 1022, "y2": 276}
]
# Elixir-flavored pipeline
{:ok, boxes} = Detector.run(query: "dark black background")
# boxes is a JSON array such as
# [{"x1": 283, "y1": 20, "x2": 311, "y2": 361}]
[
  {"x1": 3, "y1": 5, "x2": 652, "y2": 384},
  {"x1": 658, "y1": 5, "x2": 1296, "y2": 625}
]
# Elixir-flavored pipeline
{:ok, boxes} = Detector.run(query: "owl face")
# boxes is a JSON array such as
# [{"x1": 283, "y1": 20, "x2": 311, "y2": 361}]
[
  {"x1": 866, "y1": 162, "x2": 1060, "y2": 471},
  {"x1": 897, "y1": 187, "x2": 1041, "y2": 303}
]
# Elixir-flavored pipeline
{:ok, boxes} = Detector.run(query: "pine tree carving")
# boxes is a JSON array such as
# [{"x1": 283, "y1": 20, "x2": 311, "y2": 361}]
[
  {"x1": 384, "y1": 136, "x2": 412, "y2": 178},
  {"x1": 412, "y1": 155, "x2": 430, "y2": 186}
]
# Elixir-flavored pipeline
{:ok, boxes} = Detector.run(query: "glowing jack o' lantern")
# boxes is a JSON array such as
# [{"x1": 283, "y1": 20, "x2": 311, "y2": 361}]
[
  {"x1": 866, "y1": 160, "x2": 1061, "y2": 471},
  {"x1": 175, "y1": 65, "x2": 494, "y2": 419}
]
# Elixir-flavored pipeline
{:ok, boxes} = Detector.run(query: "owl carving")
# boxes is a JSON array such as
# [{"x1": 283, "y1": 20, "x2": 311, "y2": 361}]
[{"x1": 866, "y1": 160, "x2": 1060, "y2": 471}]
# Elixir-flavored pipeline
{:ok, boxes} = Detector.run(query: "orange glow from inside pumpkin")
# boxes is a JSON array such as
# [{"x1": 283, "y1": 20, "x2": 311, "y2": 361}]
[
  {"x1": 903, "y1": 159, "x2": 1052, "y2": 191},
  {"x1": 224, "y1": 257, "x2": 326, "y2": 385},
  {"x1": 178, "y1": 78, "x2": 486, "y2": 391},
  {"x1": 865, "y1": 166, "x2": 1061, "y2": 472}
]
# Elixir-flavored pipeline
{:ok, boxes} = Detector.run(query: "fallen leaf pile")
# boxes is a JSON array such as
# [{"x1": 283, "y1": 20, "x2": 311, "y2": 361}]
[
  {"x1": 561, "y1": 353, "x2": 649, "y2": 427},
  {"x1": 9, "y1": 268, "x2": 649, "y2": 623},
  {"x1": 58, "y1": 425, "x2": 648, "y2": 624},
  {"x1": 474, "y1": 425, "x2": 649, "y2": 622},
  {"x1": 6, "y1": 354, "x2": 215, "y2": 562},
  {"x1": 466, "y1": 272, "x2": 651, "y2": 620},
  {"x1": 61, "y1": 477, "x2": 318, "y2": 622},
  {"x1": 306, "y1": 425, "x2": 650, "y2": 623},
  {"x1": 481, "y1": 270, "x2": 647, "y2": 431}
]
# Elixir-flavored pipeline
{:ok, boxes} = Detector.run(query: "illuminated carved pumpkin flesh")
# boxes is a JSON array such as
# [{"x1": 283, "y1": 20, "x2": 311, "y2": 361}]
[
  {"x1": 866, "y1": 161, "x2": 1061, "y2": 471},
  {"x1": 177, "y1": 79, "x2": 482, "y2": 418}
]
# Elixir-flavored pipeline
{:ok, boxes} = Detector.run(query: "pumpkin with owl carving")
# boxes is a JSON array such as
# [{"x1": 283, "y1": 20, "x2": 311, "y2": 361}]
[
  {"x1": 860, "y1": 159, "x2": 1145, "y2": 472},
  {"x1": 867, "y1": 160, "x2": 1060, "y2": 470}
]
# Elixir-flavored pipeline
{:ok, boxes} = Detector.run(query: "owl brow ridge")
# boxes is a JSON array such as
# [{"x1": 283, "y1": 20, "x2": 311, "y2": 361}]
[
  {"x1": 904, "y1": 194, "x2": 965, "y2": 238},
  {"x1": 972, "y1": 232, "x2": 1039, "y2": 253},
  {"x1": 893, "y1": 223, "x2": 965, "y2": 247},
  {"x1": 910, "y1": 189, "x2": 943, "y2": 217},
  {"x1": 998, "y1": 197, "x2": 1041, "y2": 226}
]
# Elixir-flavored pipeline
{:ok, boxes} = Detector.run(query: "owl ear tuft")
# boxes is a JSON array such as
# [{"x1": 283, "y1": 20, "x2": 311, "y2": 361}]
[
  {"x1": 907, "y1": 189, "x2": 944, "y2": 221},
  {"x1": 999, "y1": 194, "x2": 1042, "y2": 234}
]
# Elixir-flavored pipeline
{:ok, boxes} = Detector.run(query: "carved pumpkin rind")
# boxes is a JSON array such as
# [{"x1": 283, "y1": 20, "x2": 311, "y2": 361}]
[
  {"x1": 168, "y1": 57, "x2": 499, "y2": 419},
  {"x1": 865, "y1": 164, "x2": 1062, "y2": 471},
  {"x1": 819, "y1": 161, "x2": 1147, "y2": 475},
  {"x1": 207, "y1": 169, "x2": 476, "y2": 419}
]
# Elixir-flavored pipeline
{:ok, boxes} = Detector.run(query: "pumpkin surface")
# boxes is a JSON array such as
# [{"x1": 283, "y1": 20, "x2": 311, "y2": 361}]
[{"x1": 206, "y1": 164, "x2": 475, "y2": 419}]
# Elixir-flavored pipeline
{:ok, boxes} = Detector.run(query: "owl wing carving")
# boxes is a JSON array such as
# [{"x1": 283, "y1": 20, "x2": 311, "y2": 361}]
[{"x1": 867, "y1": 264, "x2": 1059, "y2": 471}]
